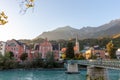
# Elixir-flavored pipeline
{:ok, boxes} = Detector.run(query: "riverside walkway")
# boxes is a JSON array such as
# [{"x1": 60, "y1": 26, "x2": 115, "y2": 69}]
[{"x1": 67, "y1": 59, "x2": 120, "y2": 70}]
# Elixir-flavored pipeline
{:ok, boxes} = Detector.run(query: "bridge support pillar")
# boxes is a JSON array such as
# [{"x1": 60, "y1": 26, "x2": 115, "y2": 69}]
[
  {"x1": 65, "y1": 63, "x2": 79, "y2": 74},
  {"x1": 87, "y1": 66, "x2": 108, "y2": 80}
]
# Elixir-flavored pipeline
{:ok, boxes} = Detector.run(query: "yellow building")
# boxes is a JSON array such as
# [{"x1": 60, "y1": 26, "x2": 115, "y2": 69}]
[
  {"x1": 85, "y1": 49, "x2": 93, "y2": 59},
  {"x1": 85, "y1": 47, "x2": 105, "y2": 59}
]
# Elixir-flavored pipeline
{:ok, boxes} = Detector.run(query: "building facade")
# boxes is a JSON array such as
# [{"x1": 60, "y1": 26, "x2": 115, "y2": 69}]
[
  {"x1": 5, "y1": 39, "x2": 25, "y2": 60},
  {"x1": 85, "y1": 46, "x2": 105, "y2": 59},
  {"x1": 116, "y1": 48, "x2": 120, "y2": 59},
  {"x1": 39, "y1": 38, "x2": 53, "y2": 59},
  {"x1": 0, "y1": 41, "x2": 6, "y2": 56}
]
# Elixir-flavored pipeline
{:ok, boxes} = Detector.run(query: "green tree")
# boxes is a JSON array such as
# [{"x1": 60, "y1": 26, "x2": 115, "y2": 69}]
[
  {"x1": 46, "y1": 52, "x2": 55, "y2": 64},
  {"x1": 106, "y1": 41, "x2": 116, "y2": 59},
  {"x1": 9, "y1": 51, "x2": 14, "y2": 59},
  {"x1": 66, "y1": 41, "x2": 75, "y2": 59},
  {"x1": 75, "y1": 53, "x2": 85, "y2": 60},
  {"x1": 20, "y1": 53, "x2": 28, "y2": 61},
  {"x1": 43, "y1": 51, "x2": 55, "y2": 68},
  {"x1": 5, "y1": 51, "x2": 14, "y2": 59},
  {"x1": 0, "y1": 52, "x2": 19, "y2": 69},
  {"x1": 90, "y1": 54, "x2": 97, "y2": 59},
  {"x1": 46, "y1": 52, "x2": 54, "y2": 62}
]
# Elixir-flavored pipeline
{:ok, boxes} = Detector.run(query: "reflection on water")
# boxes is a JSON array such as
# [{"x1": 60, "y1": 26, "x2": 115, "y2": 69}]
[
  {"x1": 65, "y1": 70, "x2": 86, "y2": 80},
  {"x1": 0, "y1": 69, "x2": 119, "y2": 80}
]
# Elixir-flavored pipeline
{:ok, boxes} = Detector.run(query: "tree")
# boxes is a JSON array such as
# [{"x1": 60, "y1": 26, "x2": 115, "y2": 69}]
[
  {"x1": 9, "y1": 51, "x2": 14, "y2": 59},
  {"x1": 106, "y1": 41, "x2": 116, "y2": 59},
  {"x1": 19, "y1": 0, "x2": 35, "y2": 14},
  {"x1": 75, "y1": 53, "x2": 85, "y2": 60},
  {"x1": 66, "y1": 41, "x2": 75, "y2": 59},
  {"x1": 46, "y1": 52, "x2": 54, "y2": 63},
  {"x1": 43, "y1": 51, "x2": 55, "y2": 68},
  {"x1": 5, "y1": 51, "x2": 14, "y2": 59},
  {"x1": 0, "y1": 11, "x2": 8, "y2": 25},
  {"x1": 61, "y1": 53, "x2": 66, "y2": 60},
  {"x1": 0, "y1": 52, "x2": 19, "y2": 69},
  {"x1": 20, "y1": 53, "x2": 28, "y2": 61},
  {"x1": 0, "y1": 0, "x2": 34, "y2": 25}
]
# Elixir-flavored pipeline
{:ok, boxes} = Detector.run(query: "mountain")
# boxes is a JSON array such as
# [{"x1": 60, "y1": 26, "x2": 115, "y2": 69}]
[
  {"x1": 92, "y1": 19, "x2": 120, "y2": 38},
  {"x1": 36, "y1": 26, "x2": 80, "y2": 40},
  {"x1": 35, "y1": 19, "x2": 120, "y2": 40}
]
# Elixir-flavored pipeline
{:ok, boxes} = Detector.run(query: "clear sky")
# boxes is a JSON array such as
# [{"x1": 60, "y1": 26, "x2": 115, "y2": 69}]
[{"x1": 0, "y1": 0, "x2": 120, "y2": 41}]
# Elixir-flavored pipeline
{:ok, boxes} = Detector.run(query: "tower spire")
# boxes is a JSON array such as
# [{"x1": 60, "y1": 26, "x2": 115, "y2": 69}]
[{"x1": 75, "y1": 34, "x2": 80, "y2": 54}]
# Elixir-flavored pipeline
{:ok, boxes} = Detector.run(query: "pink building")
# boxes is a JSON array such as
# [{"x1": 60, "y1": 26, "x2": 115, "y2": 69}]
[
  {"x1": 92, "y1": 49, "x2": 105, "y2": 59},
  {"x1": 39, "y1": 38, "x2": 52, "y2": 59},
  {"x1": 5, "y1": 39, "x2": 31, "y2": 60},
  {"x1": 33, "y1": 39, "x2": 59, "y2": 60}
]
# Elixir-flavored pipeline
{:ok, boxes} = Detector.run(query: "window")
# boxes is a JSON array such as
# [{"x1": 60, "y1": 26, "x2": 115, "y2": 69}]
[
  {"x1": 11, "y1": 48, "x2": 13, "y2": 50},
  {"x1": 16, "y1": 48, "x2": 18, "y2": 51},
  {"x1": 10, "y1": 43, "x2": 16, "y2": 47}
]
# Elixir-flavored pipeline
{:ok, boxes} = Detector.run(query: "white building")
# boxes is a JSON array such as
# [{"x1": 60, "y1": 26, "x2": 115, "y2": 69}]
[
  {"x1": 116, "y1": 48, "x2": 120, "y2": 59},
  {"x1": 0, "y1": 41, "x2": 6, "y2": 56}
]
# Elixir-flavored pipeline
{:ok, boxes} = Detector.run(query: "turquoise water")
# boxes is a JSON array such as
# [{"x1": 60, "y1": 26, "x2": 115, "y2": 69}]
[
  {"x1": 0, "y1": 69, "x2": 86, "y2": 80},
  {"x1": 0, "y1": 69, "x2": 119, "y2": 80},
  {"x1": 108, "y1": 69, "x2": 120, "y2": 80}
]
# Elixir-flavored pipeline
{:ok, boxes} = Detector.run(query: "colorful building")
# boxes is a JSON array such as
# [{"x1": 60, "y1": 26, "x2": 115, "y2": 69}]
[
  {"x1": 32, "y1": 39, "x2": 60, "y2": 60},
  {"x1": 39, "y1": 38, "x2": 53, "y2": 59},
  {"x1": 60, "y1": 36, "x2": 80, "y2": 59},
  {"x1": 116, "y1": 48, "x2": 120, "y2": 59},
  {"x1": 52, "y1": 43, "x2": 60, "y2": 60},
  {"x1": 5, "y1": 39, "x2": 27, "y2": 60},
  {"x1": 0, "y1": 41, "x2": 6, "y2": 56},
  {"x1": 85, "y1": 48, "x2": 93, "y2": 59},
  {"x1": 0, "y1": 38, "x2": 61, "y2": 61},
  {"x1": 85, "y1": 46, "x2": 105, "y2": 59}
]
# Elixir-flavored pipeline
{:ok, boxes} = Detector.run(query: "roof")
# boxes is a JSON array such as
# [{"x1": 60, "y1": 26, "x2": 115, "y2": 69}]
[
  {"x1": 6, "y1": 39, "x2": 24, "y2": 47},
  {"x1": 40, "y1": 38, "x2": 52, "y2": 47},
  {"x1": 81, "y1": 50, "x2": 87, "y2": 53}
]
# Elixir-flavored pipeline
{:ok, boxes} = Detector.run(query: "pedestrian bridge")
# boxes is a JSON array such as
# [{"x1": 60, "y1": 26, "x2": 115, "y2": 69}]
[
  {"x1": 66, "y1": 59, "x2": 120, "y2": 80},
  {"x1": 67, "y1": 59, "x2": 120, "y2": 70}
]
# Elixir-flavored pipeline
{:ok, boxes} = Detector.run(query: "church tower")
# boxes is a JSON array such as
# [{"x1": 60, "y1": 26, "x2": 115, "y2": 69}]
[{"x1": 75, "y1": 35, "x2": 80, "y2": 54}]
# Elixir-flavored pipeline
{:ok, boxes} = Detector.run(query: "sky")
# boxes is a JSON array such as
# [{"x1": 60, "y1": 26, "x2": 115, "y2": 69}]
[{"x1": 0, "y1": 0, "x2": 120, "y2": 41}]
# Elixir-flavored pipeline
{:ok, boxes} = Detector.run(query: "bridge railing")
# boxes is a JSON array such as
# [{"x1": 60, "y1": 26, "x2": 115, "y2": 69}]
[{"x1": 67, "y1": 59, "x2": 120, "y2": 69}]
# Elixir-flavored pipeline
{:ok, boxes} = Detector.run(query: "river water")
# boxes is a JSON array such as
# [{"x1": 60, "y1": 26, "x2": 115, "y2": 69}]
[{"x1": 0, "y1": 69, "x2": 119, "y2": 80}]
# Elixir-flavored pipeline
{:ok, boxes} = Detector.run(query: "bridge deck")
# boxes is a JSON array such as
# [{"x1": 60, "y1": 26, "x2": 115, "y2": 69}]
[{"x1": 67, "y1": 60, "x2": 120, "y2": 70}]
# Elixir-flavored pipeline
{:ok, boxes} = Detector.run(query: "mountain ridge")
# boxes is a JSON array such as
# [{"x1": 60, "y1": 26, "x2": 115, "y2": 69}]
[{"x1": 35, "y1": 19, "x2": 120, "y2": 40}]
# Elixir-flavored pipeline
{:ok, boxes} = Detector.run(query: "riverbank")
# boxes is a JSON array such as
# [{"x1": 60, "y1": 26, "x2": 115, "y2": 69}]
[{"x1": 0, "y1": 67, "x2": 87, "y2": 71}]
